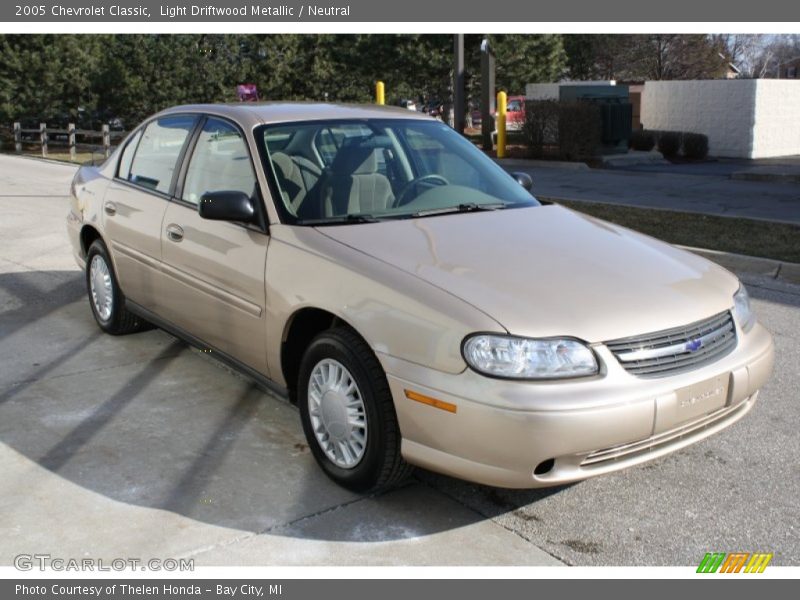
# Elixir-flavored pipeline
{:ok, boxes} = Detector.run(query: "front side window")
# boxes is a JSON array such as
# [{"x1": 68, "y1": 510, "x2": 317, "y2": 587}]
[
  {"x1": 127, "y1": 115, "x2": 196, "y2": 194},
  {"x1": 259, "y1": 118, "x2": 538, "y2": 224},
  {"x1": 182, "y1": 118, "x2": 257, "y2": 205}
]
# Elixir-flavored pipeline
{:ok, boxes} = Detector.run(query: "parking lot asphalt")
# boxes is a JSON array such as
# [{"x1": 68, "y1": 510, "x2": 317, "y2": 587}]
[
  {"x1": 1, "y1": 154, "x2": 798, "y2": 567},
  {"x1": 499, "y1": 159, "x2": 800, "y2": 224}
]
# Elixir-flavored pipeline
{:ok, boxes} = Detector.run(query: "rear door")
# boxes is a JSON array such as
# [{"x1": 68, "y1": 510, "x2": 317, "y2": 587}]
[
  {"x1": 103, "y1": 114, "x2": 197, "y2": 311},
  {"x1": 159, "y1": 116, "x2": 269, "y2": 374}
]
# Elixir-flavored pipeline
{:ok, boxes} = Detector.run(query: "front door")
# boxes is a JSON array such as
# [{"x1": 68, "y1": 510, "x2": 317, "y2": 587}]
[{"x1": 159, "y1": 117, "x2": 269, "y2": 375}]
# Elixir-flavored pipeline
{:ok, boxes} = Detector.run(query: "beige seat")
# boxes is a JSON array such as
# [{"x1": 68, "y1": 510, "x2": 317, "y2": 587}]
[
  {"x1": 319, "y1": 140, "x2": 395, "y2": 217},
  {"x1": 270, "y1": 152, "x2": 322, "y2": 214}
]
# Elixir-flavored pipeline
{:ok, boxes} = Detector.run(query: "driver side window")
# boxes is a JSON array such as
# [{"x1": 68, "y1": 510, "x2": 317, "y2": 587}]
[{"x1": 182, "y1": 118, "x2": 257, "y2": 206}]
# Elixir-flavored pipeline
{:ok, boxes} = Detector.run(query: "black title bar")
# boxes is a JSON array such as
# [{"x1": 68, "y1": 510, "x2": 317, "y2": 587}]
[{"x1": 3, "y1": 0, "x2": 800, "y2": 22}]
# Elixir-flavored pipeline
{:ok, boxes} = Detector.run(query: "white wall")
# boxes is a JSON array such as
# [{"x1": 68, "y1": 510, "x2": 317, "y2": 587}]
[
  {"x1": 642, "y1": 80, "x2": 757, "y2": 158},
  {"x1": 751, "y1": 80, "x2": 800, "y2": 159},
  {"x1": 524, "y1": 83, "x2": 560, "y2": 100},
  {"x1": 641, "y1": 80, "x2": 800, "y2": 159}
]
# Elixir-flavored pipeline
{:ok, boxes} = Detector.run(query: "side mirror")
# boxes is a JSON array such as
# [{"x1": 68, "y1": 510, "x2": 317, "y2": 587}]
[
  {"x1": 511, "y1": 171, "x2": 533, "y2": 191},
  {"x1": 198, "y1": 190, "x2": 255, "y2": 223}
]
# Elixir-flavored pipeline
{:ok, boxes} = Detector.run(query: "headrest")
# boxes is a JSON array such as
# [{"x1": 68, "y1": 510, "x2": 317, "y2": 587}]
[
  {"x1": 270, "y1": 152, "x2": 294, "y2": 177},
  {"x1": 330, "y1": 138, "x2": 379, "y2": 176}
]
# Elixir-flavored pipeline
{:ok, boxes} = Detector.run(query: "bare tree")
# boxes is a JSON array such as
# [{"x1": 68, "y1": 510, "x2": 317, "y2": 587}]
[
  {"x1": 623, "y1": 35, "x2": 728, "y2": 80},
  {"x1": 711, "y1": 34, "x2": 769, "y2": 78},
  {"x1": 763, "y1": 34, "x2": 800, "y2": 77}
]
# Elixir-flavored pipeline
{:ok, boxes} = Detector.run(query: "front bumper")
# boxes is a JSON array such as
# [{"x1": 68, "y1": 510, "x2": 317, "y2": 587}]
[{"x1": 379, "y1": 322, "x2": 774, "y2": 488}]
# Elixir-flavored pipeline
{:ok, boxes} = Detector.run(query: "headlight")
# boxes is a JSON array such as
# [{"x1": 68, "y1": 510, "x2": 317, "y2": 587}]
[
  {"x1": 462, "y1": 334, "x2": 598, "y2": 380},
  {"x1": 733, "y1": 284, "x2": 755, "y2": 332}
]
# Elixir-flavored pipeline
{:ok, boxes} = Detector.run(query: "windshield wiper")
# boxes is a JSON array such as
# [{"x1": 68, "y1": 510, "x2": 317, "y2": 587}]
[
  {"x1": 409, "y1": 202, "x2": 507, "y2": 218},
  {"x1": 296, "y1": 214, "x2": 383, "y2": 226}
]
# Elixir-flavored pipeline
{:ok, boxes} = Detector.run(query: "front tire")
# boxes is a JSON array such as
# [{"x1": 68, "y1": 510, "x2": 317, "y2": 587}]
[
  {"x1": 85, "y1": 240, "x2": 150, "y2": 335},
  {"x1": 298, "y1": 327, "x2": 413, "y2": 493}
]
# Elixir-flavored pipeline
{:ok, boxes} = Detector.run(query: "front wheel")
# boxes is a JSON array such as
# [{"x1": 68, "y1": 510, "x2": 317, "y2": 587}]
[
  {"x1": 85, "y1": 240, "x2": 150, "y2": 335},
  {"x1": 298, "y1": 327, "x2": 413, "y2": 492}
]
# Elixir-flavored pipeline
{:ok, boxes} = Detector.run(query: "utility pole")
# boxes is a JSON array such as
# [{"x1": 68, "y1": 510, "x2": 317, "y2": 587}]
[
  {"x1": 453, "y1": 34, "x2": 466, "y2": 134},
  {"x1": 480, "y1": 38, "x2": 496, "y2": 151}
]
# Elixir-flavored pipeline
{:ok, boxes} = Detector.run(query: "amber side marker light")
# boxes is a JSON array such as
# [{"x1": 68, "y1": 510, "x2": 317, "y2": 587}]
[{"x1": 404, "y1": 389, "x2": 458, "y2": 413}]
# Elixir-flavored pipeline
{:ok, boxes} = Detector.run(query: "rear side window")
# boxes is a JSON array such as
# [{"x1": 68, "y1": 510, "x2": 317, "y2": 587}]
[
  {"x1": 182, "y1": 118, "x2": 257, "y2": 205},
  {"x1": 127, "y1": 115, "x2": 196, "y2": 194},
  {"x1": 117, "y1": 129, "x2": 142, "y2": 180}
]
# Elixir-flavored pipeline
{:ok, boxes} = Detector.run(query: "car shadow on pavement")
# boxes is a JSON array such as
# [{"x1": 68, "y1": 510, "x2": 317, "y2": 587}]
[
  {"x1": 0, "y1": 269, "x2": 576, "y2": 544},
  {"x1": 0, "y1": 268, "x2": 644, "y2": 546}
]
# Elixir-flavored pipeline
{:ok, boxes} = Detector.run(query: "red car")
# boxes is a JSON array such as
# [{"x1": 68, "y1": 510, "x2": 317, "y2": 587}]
[
  {"x1": 504, "y1": 96, "x2": 525, "y2": 131},
  {"x1": 489, "y1": 95, "x2": 526, "y2": 132}
]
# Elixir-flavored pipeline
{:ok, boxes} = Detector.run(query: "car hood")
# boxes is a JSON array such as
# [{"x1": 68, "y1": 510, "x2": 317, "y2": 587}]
[{"x1": 317, "y1": 205, "x2": 739, "y2": 343}]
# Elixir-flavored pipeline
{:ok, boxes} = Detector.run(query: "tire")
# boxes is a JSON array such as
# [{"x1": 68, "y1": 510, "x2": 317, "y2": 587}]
[
  {"x1": 298, "y1": 327, "x2": 413, "y2": 493},
  {"x1": 85, "y1": 240, "x2": 150, "y2": 335}
]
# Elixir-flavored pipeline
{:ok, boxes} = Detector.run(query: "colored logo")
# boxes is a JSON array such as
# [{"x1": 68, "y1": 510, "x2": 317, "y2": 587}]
[
  {"x1": 685, "y1": 338, "x2": 703, "y2": 352},
  {"x1": 697, "y1": 552, "x2": 773, "y2": 573}
]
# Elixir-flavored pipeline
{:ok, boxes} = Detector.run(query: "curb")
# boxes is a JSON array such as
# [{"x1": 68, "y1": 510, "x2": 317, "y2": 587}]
[
  {"x1": 546, "y1": 195, "x2": 800, "y2": 226},
  {"x1": 600, "y1": 150, "x2": 669, "y2": 168},
  {"x1": 0, "y1": 152, "x2": 85, "y2": 169},
  {"x1": 731, "y1": 171, "x2": 800, "y2": 183},
  {"x1": 493, "y1": 157, "x2": 590, "y2": 171},
  {"x1": 677, "y1": 245, "x2": 800, "y2": 285}
]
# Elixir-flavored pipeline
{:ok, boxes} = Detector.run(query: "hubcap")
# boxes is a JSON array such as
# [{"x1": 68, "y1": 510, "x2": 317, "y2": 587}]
[
  {"x1": 89, "y1": 255, "x2": 114, "y2": 321},
  {"x1": 308, "y1": 359, "x2": 367, "y2": 469}
]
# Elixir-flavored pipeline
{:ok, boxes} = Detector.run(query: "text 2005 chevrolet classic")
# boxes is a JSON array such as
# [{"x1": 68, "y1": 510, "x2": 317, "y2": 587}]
[{"x1": 67, "y1": 103, "x2": 774, "y2": 492}]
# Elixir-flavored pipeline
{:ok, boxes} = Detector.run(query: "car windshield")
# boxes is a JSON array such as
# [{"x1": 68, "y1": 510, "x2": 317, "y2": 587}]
[{"x1": 257, "y1": 118, "x2": 539, "y2": 225}]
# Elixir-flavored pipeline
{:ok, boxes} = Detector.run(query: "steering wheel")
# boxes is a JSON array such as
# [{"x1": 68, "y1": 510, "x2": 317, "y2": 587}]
[{"x1": 393, "y1": 174, "x2": 449, "y2": 207}]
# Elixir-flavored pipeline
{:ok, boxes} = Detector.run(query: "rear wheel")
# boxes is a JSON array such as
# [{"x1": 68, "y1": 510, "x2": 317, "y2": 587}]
[
  {"x1": 298, "y1": 327, "x2": 413, "y2": 492},
  {"x1": 85, "y1": 240, "x2": 150, "y2": 335}
]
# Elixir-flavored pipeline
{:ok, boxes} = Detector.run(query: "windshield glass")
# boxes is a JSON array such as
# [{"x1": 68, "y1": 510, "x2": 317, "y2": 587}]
[{"x1": 257, "y1": 118, "x2": 539, "y2": 224}]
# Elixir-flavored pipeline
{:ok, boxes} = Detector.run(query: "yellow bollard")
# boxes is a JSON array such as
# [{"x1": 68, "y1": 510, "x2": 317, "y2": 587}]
[
  {"x1": 376, "y1": 81, "x2": 385, "y2": 106},
  {"x1": 496, "y1": 90, "x2": 507, "y2": 158}
]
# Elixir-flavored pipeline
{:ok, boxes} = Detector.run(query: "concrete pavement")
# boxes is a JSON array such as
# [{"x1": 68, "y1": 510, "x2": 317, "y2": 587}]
[{"x1": 1, "y1": 154, "x2": 798, "y2": 566}]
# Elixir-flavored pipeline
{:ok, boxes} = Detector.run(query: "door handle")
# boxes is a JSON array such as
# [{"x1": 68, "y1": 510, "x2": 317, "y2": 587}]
[
  {"x1": 166, "y1": 223, "x2": 184, "y2": 242},
  {"x1": 103, "y1": 201, "x2": 116, "y2": 216}
]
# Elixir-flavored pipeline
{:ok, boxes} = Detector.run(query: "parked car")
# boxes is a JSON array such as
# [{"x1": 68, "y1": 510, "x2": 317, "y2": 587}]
[
  {"x1": 67, "y1": 103, "x2": 774, "y2": 492},
  {"x1": 396, "y1": 98, "x2": 417, "y2": 111},
  {"x1": 503, "y1": 95, "x2": 526, "y2": 131},
  {"x1": 422, "y1": 100, "x2": 443, "y2": 120}
]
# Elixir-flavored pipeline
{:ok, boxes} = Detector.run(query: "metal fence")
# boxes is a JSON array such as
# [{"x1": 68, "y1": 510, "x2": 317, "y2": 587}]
[{"x1": 12, "y1": 122, "x2": 127, "y2": 162}]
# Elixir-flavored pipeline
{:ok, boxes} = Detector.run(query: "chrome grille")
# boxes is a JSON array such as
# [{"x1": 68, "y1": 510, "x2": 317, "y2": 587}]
[
  {"x1": 580, "y1": 397, "x2": 752, "y2": 467},
  {"x1": 605, "y1": 311, "x2": 736, "y2": 377}
]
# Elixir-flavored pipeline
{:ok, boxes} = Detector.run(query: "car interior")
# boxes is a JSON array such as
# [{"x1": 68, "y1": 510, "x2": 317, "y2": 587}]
[
  {"x1": 260, "y1": 119, "x2": 539, "y2": 223},
  {"x1": 266, "y1": 124, "x2": 401, "y2": 220}
]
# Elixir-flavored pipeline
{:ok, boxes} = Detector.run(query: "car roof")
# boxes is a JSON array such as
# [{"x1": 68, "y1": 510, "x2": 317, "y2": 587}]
[{"x1": 156, "y1": 102, "x2": 433, "y2": 128}]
